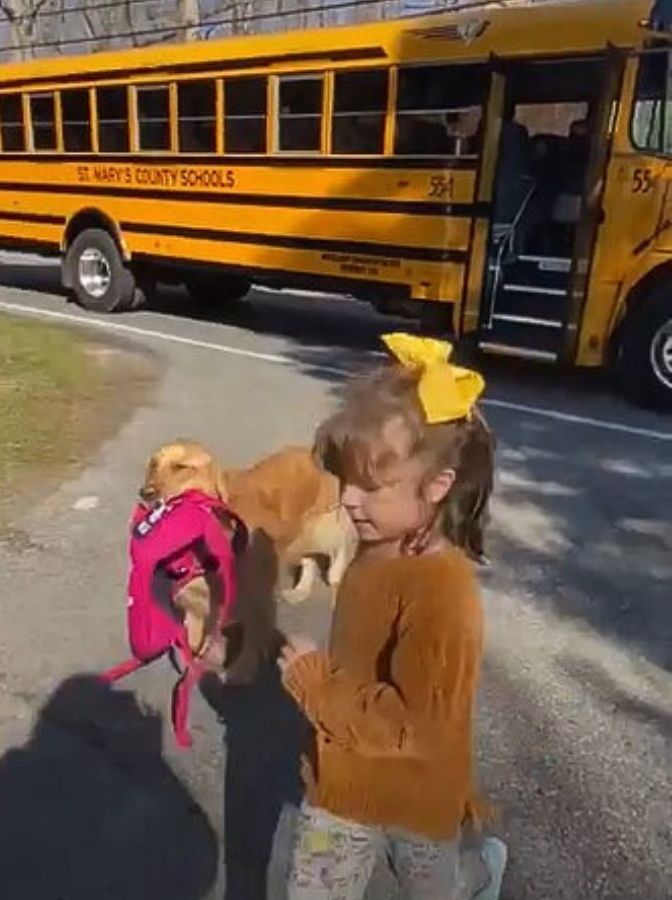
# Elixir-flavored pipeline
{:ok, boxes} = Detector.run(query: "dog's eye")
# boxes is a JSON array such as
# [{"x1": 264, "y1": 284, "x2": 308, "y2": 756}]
[{"x1": 171, "y1": 462, "x2": 192, "y2": 472}]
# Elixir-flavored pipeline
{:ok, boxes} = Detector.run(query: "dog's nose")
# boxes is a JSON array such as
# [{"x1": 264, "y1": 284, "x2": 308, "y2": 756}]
[{"x1": 139, "y1": 485, "x2": 158, "y2": 504}]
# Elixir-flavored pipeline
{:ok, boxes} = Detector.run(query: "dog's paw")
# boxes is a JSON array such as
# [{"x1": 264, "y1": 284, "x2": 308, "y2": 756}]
[
  {"x1": 326, "y1": 565, "x2": 345, "y2": 588},
  {"x1": 280, "y1": 585, "x2": 312, "y2": 605},
  {"x1": 326, "y1": 567, "x2": 339, "y2": 588},
  {"x1": 198, "y1": 636, "x2": 227, "y2": 671}
]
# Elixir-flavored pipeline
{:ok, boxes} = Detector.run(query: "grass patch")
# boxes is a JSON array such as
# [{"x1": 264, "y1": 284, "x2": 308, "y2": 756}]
[
  {"x1": 0, "y1": 316, "x2": 102, "y2": 499},
  {"x1": 0, "y1": 315, "x2": 155, "y2": 526}
]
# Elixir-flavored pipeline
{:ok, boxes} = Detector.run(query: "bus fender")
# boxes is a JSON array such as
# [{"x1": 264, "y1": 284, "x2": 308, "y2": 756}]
[
  {"x1": 610, "y1": 253, "x2": 672, "y2": 337},
  {"x1": 61, "y1": 209, "x2": 130, "y2": 286}
]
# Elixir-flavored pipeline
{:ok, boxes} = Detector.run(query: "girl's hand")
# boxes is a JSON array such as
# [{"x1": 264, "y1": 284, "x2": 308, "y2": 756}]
[{"x1": 278, "y1": 634, "x2": 318, "y2": 673}]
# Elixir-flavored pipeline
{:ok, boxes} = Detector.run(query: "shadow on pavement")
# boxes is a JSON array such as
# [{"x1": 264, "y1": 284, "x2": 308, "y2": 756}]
[
  {"x1": 0, "y1": 260, "x2": 65, "y2": 296},
  {"x1": 200, "y1": 667, "x2": 308, "y2": 900},
  {"x1": 558, "y1": 653, "x2": 672, "y2": 741},
  {"x1": 0, "y1": 674, "x2": 218, "y2": 900}
]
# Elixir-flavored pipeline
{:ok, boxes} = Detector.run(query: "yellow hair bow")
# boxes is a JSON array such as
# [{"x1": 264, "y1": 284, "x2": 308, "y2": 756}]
[{"x1": 381, "y1": 332, "x2": 485, "y2": 424}]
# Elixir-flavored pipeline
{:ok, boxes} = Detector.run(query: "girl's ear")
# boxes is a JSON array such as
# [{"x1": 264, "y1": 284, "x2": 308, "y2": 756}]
[{"x1": 424, "y1": 468, "x2": 456, "y2": 505}]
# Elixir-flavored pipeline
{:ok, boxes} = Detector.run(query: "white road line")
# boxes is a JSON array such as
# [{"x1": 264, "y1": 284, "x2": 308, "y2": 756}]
[
  {"x1": 2, "y1": 299, "x2": 671, "y2": 442},
  {"x1": 483, "y1": 397, "x2": 672, "y2": 441},
  {"x1": 0, "y1": 299, "x2": 348, "y2": 377}
]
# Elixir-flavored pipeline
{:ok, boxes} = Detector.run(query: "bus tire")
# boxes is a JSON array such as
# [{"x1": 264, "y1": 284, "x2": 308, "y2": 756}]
[
  {"x1": 185, "y1": 273, "x2": 251, "y2": 306},
  {"x1": 64, "y1": 228, "x2": 136, "y2": 313},
  {"x1": 615, "y1": 286, "x2": 672, "y2": 411}
]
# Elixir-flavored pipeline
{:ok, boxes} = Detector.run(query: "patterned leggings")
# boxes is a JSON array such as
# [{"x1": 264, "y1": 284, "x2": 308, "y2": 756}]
[{"x1": 286, "y1": 803, "x2": 489, "y2": 900}]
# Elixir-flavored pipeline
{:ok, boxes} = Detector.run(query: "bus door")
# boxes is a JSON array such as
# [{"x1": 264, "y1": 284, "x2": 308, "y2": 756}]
[
  {"x1": 563, "y1": 49, "x2": 627, "y2": 364},
  {"x1": 576, "y1": 46, "x2": 672, "y2": 371},
  {"x1": 478, "y1": 55, "x2": 620, "y2": 362}
]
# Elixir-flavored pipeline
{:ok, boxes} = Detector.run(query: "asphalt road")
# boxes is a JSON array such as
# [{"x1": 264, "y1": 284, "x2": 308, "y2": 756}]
[{"x1": 0, "y1": 253, "x2": 670, "y2": 900}]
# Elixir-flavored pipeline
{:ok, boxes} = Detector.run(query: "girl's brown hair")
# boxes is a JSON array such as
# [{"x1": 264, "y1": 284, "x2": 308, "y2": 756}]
[{"x1": 314, "y1": 364, "x2": 495, "y2": 561}]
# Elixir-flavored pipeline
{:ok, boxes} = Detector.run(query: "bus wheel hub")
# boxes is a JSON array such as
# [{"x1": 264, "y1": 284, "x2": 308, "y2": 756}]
[
  {"x1": 79, "y1": 247, "x2": 112, "y2": 299},
  {"x1": 650, "y1": 319, "x2": 672, "y2": 389}
]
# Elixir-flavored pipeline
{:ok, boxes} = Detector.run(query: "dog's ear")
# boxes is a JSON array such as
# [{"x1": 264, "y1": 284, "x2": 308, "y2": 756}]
[
  {"x1": 140, "y1": 451, "x2": 164, "y2": 498},
  {"x1": 143, "y1": 452, "x2": 158, "y2": 483},
  {"x1": 215, "y1": 466, "x2": 230, "y2": 503}
]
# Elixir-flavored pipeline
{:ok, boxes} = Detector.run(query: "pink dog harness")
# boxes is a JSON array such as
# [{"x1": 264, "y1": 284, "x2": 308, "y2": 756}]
[{"x1": 101, "y1": 490, "x2": 246, "y2": 747}]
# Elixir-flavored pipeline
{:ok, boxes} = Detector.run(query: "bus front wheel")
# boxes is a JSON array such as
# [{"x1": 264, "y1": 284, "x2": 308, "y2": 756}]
[
  {"x1": 615, "y1": 286, "x2": 672, "y2": 411},
  {"x1": 64, "y1": 228, "x2": 137, "y2": 313}
]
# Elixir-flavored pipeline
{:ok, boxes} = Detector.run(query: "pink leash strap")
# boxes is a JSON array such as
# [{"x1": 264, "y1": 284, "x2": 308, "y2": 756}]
[
  {"x1": 100, "y1": 652, "x2": 204, "y2": 749},
  {"x1": 171, "y1": 650, "x2": 205, "y2": 748},
  {"x1": 99, "y1": 657, "x2": 145, "y2": 683}
]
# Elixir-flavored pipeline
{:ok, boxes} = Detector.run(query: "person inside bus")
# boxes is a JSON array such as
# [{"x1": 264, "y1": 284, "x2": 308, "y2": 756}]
[
  {"x1": 494, "y1": 117, "x2": 533, "y2": 227},
  {"x1": 442, "y1": 108, "x2": 483, "y2": 157},
  {"x1": 490, "y1": 116, "x2": 535, "y2": 257},
  {"x1": 547, "y1": 114, "x2": 596, "y2": 252},
  {"x1": 526, "y1": 119, "x2": 587, "y2": 253},
  {"x1": 556, "y1": 117, "x2": 591, "y2": 195},
  {"x1": 398, "y1": 111, "x2": 456, "y2": 156}
]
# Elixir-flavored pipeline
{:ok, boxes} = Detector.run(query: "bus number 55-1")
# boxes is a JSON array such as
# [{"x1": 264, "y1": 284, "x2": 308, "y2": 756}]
[{"x1": 428, "y1": 175, "x2": 453, "y2": 199}]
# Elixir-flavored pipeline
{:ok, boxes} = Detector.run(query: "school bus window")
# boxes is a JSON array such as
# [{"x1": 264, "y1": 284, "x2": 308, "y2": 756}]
[
  {"x1": 332, "y1": 69, "x2": 388, "y2": 155},
  {"x1": 224, "y1": 76, "x2": 267, "y2": 153},
  {"x1": 178, "y1": 80, "x2": 216, "y2": 154},
  {"x1": 62, "y1": 89, "x2": 92, "y2": 152},
  {"x1": 97, "y1": 86, "x2": 129, "y2": 153},
  {"x1": 514, "y1": 102, "x2": 589, "y2": 138},
  {"x1": 278, "y1": 76, "x2": 323, "y2": 153},
  {"x1": 0, "y1": 94, "x2": 25, "y2": 152},
  {"x1": 632, "y1": 50, "x2": 672, "y2": 153},
  {"x1": 395, "y1": 64, "x2": 488, "y2": 157},
  {"x1": 137, "y1": 85, "x2": 171, "y2": 151},
  {"x1": 30, "y1": 93, "x2": 57, "y2": 151}
]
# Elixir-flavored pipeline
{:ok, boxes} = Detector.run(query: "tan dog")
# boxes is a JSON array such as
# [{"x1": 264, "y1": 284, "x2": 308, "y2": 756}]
[
  {"x1": 139, "y1": 440, "x2": 234, "y2": 668},
  {"x1": 140, "y1": 440, "x2": 356, "y2": 681},
  {"x1": 220, "y1": 445, "x2": 357, "y2": 604}
]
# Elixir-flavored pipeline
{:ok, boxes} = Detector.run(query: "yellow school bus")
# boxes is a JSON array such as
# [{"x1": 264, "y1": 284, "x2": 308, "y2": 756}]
[{"x1": 1, "y1": 0, "x2": 672, "y2": 408}]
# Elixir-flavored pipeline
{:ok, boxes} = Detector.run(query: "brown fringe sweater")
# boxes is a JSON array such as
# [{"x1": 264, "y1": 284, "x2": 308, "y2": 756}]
[{"x1": 283, "y1": 548, "x2": 484, "y2": 841}]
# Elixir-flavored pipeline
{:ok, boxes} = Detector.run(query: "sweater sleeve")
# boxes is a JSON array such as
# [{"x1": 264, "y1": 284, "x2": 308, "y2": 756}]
[{"x1": 282, "y1": 557, "x2": 483, "y2": 757}]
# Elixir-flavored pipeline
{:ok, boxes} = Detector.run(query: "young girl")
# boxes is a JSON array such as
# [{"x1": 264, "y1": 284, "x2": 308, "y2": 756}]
[{"x1": 279, "y1": 333, "x2": 506, "y2": 900}]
